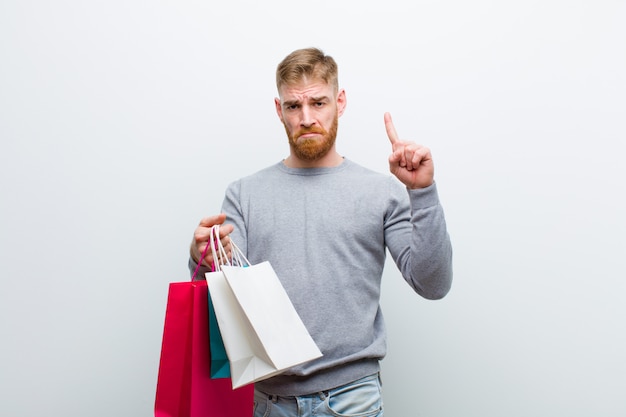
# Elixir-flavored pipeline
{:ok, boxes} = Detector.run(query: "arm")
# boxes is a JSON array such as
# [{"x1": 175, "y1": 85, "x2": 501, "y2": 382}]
[
  {"x1": 383, "y1": 112, "x2": 453, "y2": 299},
  {"x1": 385, "y1": 182, "x2": 453, "y2": 299}
]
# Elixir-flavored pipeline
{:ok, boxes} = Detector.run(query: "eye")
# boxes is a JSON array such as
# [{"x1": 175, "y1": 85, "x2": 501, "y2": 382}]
[
  {"x1": 286, "y1": 104, "x2": 300, "y2": 110},
  {"x1": 314, "y1": 102, "x2": 325, "y2": 107}
]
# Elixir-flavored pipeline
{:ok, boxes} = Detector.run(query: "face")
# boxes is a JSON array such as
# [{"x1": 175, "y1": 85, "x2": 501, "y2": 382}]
[{"x1": 275, "y1": 79, "x2": 346, "y2": 163}]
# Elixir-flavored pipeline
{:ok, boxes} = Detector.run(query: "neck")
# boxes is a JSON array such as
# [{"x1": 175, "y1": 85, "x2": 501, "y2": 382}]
[{"x1": 283, "y1": 150, "x2": 344, "y2": 169}]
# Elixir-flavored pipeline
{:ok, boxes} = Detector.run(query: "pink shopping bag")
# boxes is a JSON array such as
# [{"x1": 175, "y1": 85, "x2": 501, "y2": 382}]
[{"x1": 154, "y1": 280, "x2": 254, "y2": 417}]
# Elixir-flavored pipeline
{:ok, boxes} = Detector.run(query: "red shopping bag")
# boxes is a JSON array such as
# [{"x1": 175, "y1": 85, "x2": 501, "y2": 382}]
[{"x1": 154, "y1": 280, "x2": 254, "y2": 417}]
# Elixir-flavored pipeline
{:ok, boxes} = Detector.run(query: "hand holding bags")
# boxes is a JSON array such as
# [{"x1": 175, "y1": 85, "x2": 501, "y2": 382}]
[{"x1": 206, "y1": 225, "x2": 323, "y2": 389}]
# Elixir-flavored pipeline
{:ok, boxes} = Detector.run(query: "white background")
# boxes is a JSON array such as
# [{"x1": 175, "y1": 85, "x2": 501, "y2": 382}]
[{"x1": 1, "y1": 1, "x2": 625, "y2": 416}]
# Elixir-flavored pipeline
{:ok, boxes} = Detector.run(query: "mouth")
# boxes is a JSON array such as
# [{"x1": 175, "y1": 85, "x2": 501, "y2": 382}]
[
  {"x1": 296, "y1": 129, "x2": 324, "y2": 140},
  {"x1": 298, "y1": 133, "x2": 321, "y2": 140}
]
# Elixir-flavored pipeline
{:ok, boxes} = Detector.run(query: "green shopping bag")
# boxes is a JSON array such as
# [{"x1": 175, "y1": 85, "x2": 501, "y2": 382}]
[{"x1": 208, "y1": 292, "x2": 231, "y2": 378}]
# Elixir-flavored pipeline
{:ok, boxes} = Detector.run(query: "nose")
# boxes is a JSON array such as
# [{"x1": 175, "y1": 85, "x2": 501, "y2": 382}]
[{"x1": 300, "y1": 105, "x2": 316, "y2": 127}]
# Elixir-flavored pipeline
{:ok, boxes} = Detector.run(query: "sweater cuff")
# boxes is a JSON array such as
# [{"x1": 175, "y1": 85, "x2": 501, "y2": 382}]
[{"x1": 407, "y1": 182, "x2": 440, "y2": 209}]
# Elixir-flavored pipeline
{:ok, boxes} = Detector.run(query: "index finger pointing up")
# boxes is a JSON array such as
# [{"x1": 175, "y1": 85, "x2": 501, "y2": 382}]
[{"x1": 384, "y1": 112, "x2": 399, "y2": 145}]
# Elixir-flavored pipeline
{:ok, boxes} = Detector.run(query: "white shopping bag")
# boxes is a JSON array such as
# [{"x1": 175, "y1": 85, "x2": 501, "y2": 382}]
[{"x1": 206, "y1": 227, "x2": 322, "y2": 389}]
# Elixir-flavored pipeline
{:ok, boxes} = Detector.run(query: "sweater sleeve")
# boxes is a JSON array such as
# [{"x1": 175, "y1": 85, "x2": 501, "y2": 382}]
[
  {"x1": 220, "y1": 179, "x2": 249, "y2": 257},
  {"x1": 384, "y1": 181, "x2": 453, "y2": 299}
]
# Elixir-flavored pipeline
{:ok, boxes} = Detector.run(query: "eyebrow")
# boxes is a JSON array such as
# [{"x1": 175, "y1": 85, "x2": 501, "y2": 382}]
[
  {"x1": 282, "y1": 99, "x2": 300, "y2": 107},
  {"x1": 309, "y1": 96, "x2": 330, "y2": 103},
  {"x1": 282, "y1": 96, "x2": 330, "y2": 107}
]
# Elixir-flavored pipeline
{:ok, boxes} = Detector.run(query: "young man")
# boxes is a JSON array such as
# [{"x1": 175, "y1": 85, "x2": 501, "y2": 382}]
[{"x1": 189, "y1": 47, "x2": 453, "y2": 417}]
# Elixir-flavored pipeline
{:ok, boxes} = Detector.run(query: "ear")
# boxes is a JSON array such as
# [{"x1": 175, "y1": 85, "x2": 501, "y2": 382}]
[
  {"x1": 274, "y1": 97, "x2": 284, "y2": 122},
  {"x1": 336, "y1": 89, "x2": 347, "y2": 117}
]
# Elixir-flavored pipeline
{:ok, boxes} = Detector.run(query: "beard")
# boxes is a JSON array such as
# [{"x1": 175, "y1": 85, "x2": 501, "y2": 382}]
[{"x1": 284, "y1": 114, "x2": 339, "y2": 162}]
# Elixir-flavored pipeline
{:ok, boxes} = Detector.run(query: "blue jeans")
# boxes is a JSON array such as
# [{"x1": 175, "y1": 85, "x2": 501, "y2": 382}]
[{"x1": 253, "y1": 373, "x2": 383, "y2": 417}]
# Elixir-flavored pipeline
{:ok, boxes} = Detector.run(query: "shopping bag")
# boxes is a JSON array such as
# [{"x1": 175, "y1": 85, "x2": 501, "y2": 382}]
[
  {"x1": 206, "y1": 226, "x2": 323, "y2": 389},
  {"x1": 208, "y1": 295, "x2": 230, "y2": 378},
  {"x1": 154, "y1": 280, "x2": 254, "y2": 417}
]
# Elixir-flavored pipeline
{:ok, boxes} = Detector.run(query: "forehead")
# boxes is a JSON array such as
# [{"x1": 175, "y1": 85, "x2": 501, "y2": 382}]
[{"x1": 278, "y1": 78, "x2": 335, "y2": 102}]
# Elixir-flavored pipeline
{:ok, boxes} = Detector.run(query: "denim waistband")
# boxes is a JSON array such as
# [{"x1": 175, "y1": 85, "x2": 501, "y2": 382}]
[{"x1": 254, "y1": 359, "x2": 380, "y2": 397}]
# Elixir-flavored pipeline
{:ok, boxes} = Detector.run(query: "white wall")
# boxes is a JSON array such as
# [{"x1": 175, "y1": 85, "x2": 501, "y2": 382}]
[{"x1": 1, "y1": 1, "x2": 624, "y2": 416}]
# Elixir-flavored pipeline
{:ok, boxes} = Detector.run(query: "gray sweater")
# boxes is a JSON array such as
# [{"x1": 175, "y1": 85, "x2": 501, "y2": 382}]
[{"x1": 190, "y1": 158, "x2": 453, "y2": 396}]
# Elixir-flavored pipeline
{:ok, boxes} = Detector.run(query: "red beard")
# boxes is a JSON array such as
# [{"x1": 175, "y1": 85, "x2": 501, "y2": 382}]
[{"x1": 285, "y1": 114, "x2": 338, "y2": 161}]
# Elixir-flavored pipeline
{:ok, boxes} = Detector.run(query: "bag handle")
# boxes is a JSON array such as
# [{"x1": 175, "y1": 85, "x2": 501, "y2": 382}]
[
  {"x1": 229, "y1": 236, "x2": 250, "y2": 268},
  {"x1": 191, "y1": 225, "x2": 250, "y2": 280},
  {"x1": 191, "y1": 225, "x2": 222, "y2": 280},
  {"x1": 209, "y1": 225, "x2": 231, "y2": 272},
  {"x1": 210, "y1": 224, "x2": 251, "y2": 268}
]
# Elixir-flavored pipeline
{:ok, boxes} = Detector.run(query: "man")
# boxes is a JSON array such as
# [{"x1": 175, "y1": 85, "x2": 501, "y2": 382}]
[{"x1": 189, "y1": 47, "x2": 453, "y2": 417}]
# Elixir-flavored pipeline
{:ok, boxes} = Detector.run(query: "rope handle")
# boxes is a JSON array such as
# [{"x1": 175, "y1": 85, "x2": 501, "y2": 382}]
[
  {"x1": 191, "y1": 224, "x2": 249, "y2": 280},
  {"x1": 191, "y1": 225, "x2": 222, "y2": 280}
]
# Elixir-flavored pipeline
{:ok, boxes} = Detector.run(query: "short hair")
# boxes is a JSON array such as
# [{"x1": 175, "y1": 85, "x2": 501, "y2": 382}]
[{"x1": 276, "y1": 47, "x2": 339, "y2": 93}]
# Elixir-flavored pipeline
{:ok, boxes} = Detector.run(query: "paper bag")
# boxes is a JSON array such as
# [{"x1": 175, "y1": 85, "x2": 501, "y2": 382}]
[{"x1": 206, "y1": 234, "x2": 323, "y2": 389}]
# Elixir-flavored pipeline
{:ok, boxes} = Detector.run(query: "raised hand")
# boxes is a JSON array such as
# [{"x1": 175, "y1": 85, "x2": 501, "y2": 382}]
[{"x1": 385, "y1": 112, "x2": 434, "y2": 189}]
